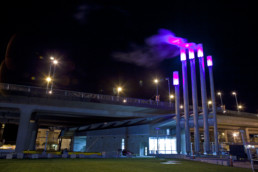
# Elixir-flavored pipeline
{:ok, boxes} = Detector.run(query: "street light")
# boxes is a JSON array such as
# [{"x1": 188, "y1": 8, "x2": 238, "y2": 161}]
[
  {"x1": 154, "y1": 79, "x2": 159, "y2": 102},
  {"x1": 217, "y1": 92, "x2": 223, "y2": 107},
  {"x1": 46, "y1": 57, "x2": 59, "y2": 94},
  {"x1": 208, "y1": 100, "x2": 212, "y2": 109},
  {"x1": 117, "y1": 87, "x2": 122, "y2": 96},
  {"x1": 49, "y1": 59, "x2": 58, "y2": 93},
  {"x1": 232, "y1": 91, "x2": 239, "y2": 112}
]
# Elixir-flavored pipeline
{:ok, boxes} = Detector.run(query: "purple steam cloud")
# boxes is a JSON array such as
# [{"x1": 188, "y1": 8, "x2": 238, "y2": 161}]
[{"x1": 112, "y1": 29, "x2": 185, "y2": 67}]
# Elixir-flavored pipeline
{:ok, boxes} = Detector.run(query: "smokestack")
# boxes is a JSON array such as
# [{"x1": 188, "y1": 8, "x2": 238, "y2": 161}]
[
  {"x1": 180, "y1": 47, "x2": 191, "y2": 155},
  {"x1": 173, "y1": 71, "x2": 181, "y2": 154},
  {"x1": 188, "y1": 44, "x2": 200, "y2": 155},
  {"x1": 207, "y1": 55, "x2": 219, "y2": 155},
  {"x1": 197, "y1": 44, "x2": 210, "y2": 154}
]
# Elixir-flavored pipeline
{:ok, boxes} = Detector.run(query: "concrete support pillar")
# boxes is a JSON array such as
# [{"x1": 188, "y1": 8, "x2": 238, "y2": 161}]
[
  {"x1": 198, "y1": 57, "x2": 210, "y2": 154},
  {"x1": 245, "y1": 128, "x2": 250, "y2": 143},
  {"x1": 28, "y1": 122, "x2": 38, "y2": 150},
  {"x1": 182, "y1": 60, "x2": 190, "y2": 155},
  {"x1": 16, "y1": 108, "x2": 33, "y2": 153},
  {"x1": 0, "y1": 123, "x2": 5, "y2": 141},
  {"x1": 224, "y1": 130, "x2": 228, "y2": 143},
  {"x1": 208, "y1": 64, "x2": 219, "y2": 155},
  {"x1": 175, "y1": 83, "x2": 181, "y2": 154},
  {"x1": 190, "y1": 59, "x2": 200, "y2": 154}
]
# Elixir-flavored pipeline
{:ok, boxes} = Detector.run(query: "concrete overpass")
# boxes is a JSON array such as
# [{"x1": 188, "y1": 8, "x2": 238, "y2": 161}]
[
  {"x1": 1, "y1": 83, "x2": 257, "y2": 154},
  {"x1": 0, "y1": 83, "x2": 175, "y2": 152}
]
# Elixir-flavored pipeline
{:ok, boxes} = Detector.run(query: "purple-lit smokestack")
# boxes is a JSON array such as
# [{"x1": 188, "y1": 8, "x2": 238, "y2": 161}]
[
  {"x1": 173, "y1": 71, "x2": 179, "y2": 85},
  {"x1": 197, "y1": 43, "x2": 210, "y2": 154},
  {"x1": 188, "y1": 44, "x2": 195, "y2": 60},
  {"x1": 174, "y1": 71, "x2": 181, "y2": 154},
  {"x1": 180, "y1": 48, "x2": 187, "y2": 61},
  {"x1": 197, "y1": 44, "x2": 204, "y2": 58},
  {"x1": 207, "y1": 55, "x2": 219, "y2": 155},
  {"x1": 188, "y1": 43, "x2": 200, "y2": 154},
  {"x1": 207, "y1": 55, "x2": 213, "y2": 66}
]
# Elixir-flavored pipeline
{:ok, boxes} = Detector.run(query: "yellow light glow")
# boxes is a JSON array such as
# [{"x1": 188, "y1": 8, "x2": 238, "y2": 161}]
[
  {"x1": 233, "y1": 132, "x2": 238, "y2": 137},
  {"x1": 217, "y1": 92, "x2": 221, "y2": 96},
  {"x1": 46, "y1": 77, "x2": 52, "y2": 82},
  {"x1": 53, "y1": 60, "x2": 58, "y2": 65},
  {"x1": 154, "y1": 79, "x2": 158, "y2": 83},
  {"x1": 117, "y1": 87, "x2": 122, "y2": 92},
  {"x1": 170, "y1": 95, "x2": 174, "y2": 99},
  {"x1": 123, "y1": 99, "x2": 127, "y2": 103},
  {"x1": 49, "y1": 90, "x2": 52, "y2": 94},
  {"x1": 50, "y1": 56, "x2": 54, "y2": 60},
  {"x1": 208, "y1": 100, "x2": 212, "y2": 105},
  {"x1": 232, "y1": 92, "x2": 236, "y2": 95},
  {"x1": 180, "y1": 105, "x2": 183, "y2": 109},
  {"x1": 238, "y1": 105, "x2": 243, "y2": 109}
]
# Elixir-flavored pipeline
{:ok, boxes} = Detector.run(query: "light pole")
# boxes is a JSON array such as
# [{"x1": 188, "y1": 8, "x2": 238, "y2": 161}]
[
  {"x1": 217, "y1": 92, "x2": 223, "y2": 107},
  {"x1": 45, "y1": 77, "x2": 52, "y2": 94},
  {"x1": 117, "y1": 87, "x2": 122, "y2": 97},
  {"x1": 46, "y1": 57, "x2": 58, "y2": 94},
  {"x1": 232, "y1": 92, "x2": 239, "y2": 112},
  {"x1": 208, "y1": 100, "x2": 212, "y2": 109},
  {"x1": 154, "y1": 79, "x2": 159, "y2": 103},
  {"x1": 165, "y1": 77, "x2": 171, "y2": 104},
  {"x1": 49, "y1": 59, "x2": 58, "y2": 93}
]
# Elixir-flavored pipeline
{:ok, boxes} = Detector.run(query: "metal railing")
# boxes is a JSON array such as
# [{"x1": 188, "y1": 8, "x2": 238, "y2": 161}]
[{"x1": 0, "y1": 83, "x2": 174, "y2": 109}]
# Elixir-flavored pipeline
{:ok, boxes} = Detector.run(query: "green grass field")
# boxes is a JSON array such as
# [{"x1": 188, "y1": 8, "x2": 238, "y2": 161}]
[{"x1": 0, "y1": 158, "x2": 251, "y2": 172}]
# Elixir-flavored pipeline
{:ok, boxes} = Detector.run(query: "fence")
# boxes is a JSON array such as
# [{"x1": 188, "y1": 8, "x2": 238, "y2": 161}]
[{"x1": 0, "y1": 83, "x2": 174, "y2": 110}]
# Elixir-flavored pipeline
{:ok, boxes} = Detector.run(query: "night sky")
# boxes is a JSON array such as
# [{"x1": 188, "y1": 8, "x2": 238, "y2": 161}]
[{"x1": 0, "y1": 1, "x2": 257, "y2": 113}]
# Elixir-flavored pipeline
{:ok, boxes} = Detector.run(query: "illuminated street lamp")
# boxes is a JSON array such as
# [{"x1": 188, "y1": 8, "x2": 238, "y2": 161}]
[
  {"x1": 232, "y1": 91, "x2": 239, "y2": 112},
  {"x1": 217, "y1": 92, "x2": 223, "y2": 107},
  {"x1": 117, "y1": 87, "x2": 122, "y2": 97},
  {"x1": 208, "y1": 100, "x2": 212, "y2": 109},
  {"x1": 233, "y1": 132, "x2": 238, "y2": 143},
  {"x1": 46, "y1": 57, "x2": 59, "y2": 94},
  {"x1": 154, "y1": 79, "x2": 159, "y2": 102},
  {"x1": 170, "y1": 94, "x2": 174, "y2": 99},
  {"x1": 165, "y1": 77, "x2": 171, "y2": 104},
  {"x1": 49, "y1": 59, "x2": 58, "y2": 93},
  {"x1": 45, "y1": 77, "x2": 52, "y2": 93},
  {"x1": 238, "y1": 105, "x2": 243, "y2": 111}
]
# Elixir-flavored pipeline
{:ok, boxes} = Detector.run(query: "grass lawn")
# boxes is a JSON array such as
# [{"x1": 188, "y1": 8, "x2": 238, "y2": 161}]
[{"x1": 0, "y1": 158, "x2": 251, "y2": 172}]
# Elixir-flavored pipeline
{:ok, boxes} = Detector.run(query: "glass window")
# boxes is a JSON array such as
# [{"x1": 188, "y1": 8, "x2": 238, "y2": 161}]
[{"x1": 149, "y1": 137, "x2": 176, "y2": 154}]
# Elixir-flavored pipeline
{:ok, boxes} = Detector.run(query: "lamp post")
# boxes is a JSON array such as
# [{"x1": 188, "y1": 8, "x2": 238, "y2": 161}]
[
  {"x1": 173, "y1": 71, "x2": 181, "y2": 154},
  {"x1": 217, "y1": 92, "x2": 223, "y2": 107},
  {"x1": 232, "y1": 92, "x2": 239, "y2": 112},
  {"x1": 45, "y1": 77, "x2": 52, "y2": 94},
  {"x1": 197, "y1": 44, "x2": 210, "y2": 154},
  {"x1": 49, "y1": 59, "x2": 58, "y2": 93},
  {"x1": 117, "y1": 87, "x2": 122, "y2": 97},
  {"x1": 46, "y1": 57, "x2": 58, "y2": 94},
  {"x1": 154, "y1": 79, "x2": 159, "y2": 103},
  {"x1": 165, "y1": 77, "x2": 171, "y2": 105},
  {"x1": 207, "y1": 55, "x2": 219, "y2": 155},
  {"x1": 180, "y1": 47, "x2": 191, "y2": 155}
]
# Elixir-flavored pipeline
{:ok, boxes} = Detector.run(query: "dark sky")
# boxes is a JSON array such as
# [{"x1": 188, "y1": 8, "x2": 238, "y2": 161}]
[{"x1": 0, "y1": 1, "x2": 257, "y2": 113}]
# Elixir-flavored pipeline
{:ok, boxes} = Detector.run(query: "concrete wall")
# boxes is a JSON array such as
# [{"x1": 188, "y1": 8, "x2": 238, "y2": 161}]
[{"x1": 80, "y1": 125, "x2": 150, "y2": 157}]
